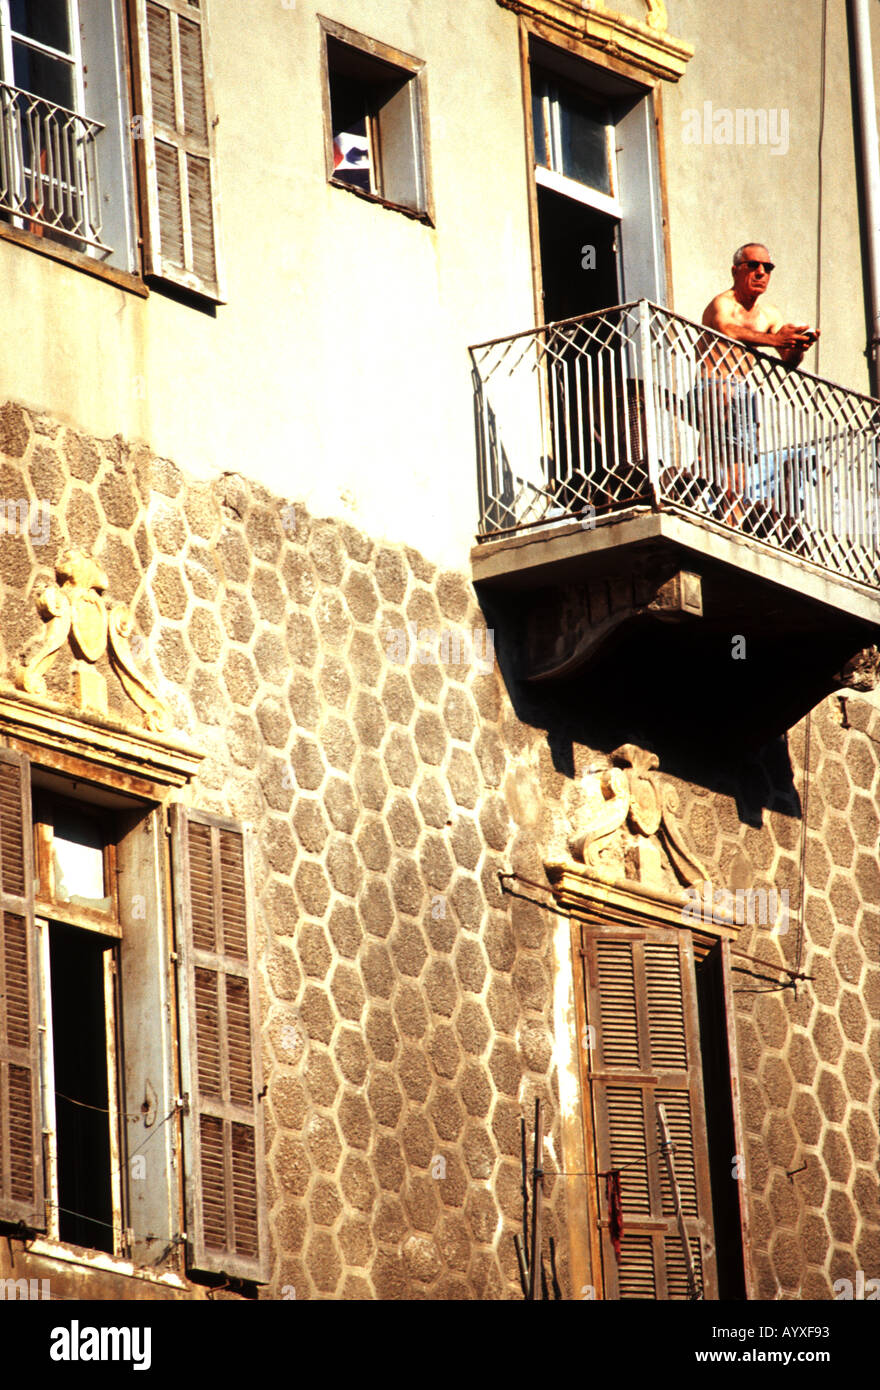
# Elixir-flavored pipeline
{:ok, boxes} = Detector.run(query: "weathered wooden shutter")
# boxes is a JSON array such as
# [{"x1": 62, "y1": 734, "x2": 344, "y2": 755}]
[
  {"x1": 616, "y1": 95, "x2": 667, "y2": 306},
  {"x1": 379, "y1": 80, "x2": 423, "y2": 211},
  {"x1": 0, "y1": 748, "x2": 45, "y2": 1230},
  {"x1": 133, "y1": 0, "x2": 225, "y2": 300},
  {"x1": 172, "y1": 806, "x2": 267, "y2": 1281},
  {"x1": 581, "y1": 925, "x2": 717, "y2": 1299}
]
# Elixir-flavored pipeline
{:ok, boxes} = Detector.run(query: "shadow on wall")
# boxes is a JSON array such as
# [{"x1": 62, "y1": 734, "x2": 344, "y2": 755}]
[{"x1": 478, "y1": 589, "x2": 803, "y2": 827}]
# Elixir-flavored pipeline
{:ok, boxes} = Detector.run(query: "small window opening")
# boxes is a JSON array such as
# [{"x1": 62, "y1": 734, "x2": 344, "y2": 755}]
[{"x1": 324, "y1": 30, "x2": 427, "y2": 216}]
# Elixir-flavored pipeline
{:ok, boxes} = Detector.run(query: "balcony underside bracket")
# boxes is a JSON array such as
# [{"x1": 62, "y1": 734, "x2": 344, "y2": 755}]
[{"x1": 524, "y1": 566, "x2": 702, "y2": 681}]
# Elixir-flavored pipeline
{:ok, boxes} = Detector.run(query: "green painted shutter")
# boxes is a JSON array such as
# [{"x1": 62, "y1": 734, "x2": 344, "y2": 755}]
[
  {"x1": 134, "y1": 0, "x2": 225, "y2": 300},
  {"x1": 0, "y1": 748, "x2": 45, "y2": 1231},
  {"x1": 172, "y1": 806, "x2": 267, "y2": 1281},
  {"x1": 582, "y1": 925, "x2": 717, "y2": 1300}
]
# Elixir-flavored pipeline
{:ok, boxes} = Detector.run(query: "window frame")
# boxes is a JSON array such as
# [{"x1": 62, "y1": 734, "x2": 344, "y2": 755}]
[
  {"x1": 319, "y1": 14, "x2": 434, "y2": 225},
  {"x1": 29, "y1": 771, "x2": 167, "y2": 1262},
  {"x1": 0, "y1": 0, "x2": 103, "y2": 258},
  {"x1": 0, "y1": 730, "x2": 268, "y2": 1287},
  {"x1": 565, "y1": 885, "x2": 753, "y2": 1301},
  {"x1": 522, "y1": 31, "x2": 673, "y2": 327},
  {"x1": 0, "y1": 0, "x2": 225, "y2": 302}
]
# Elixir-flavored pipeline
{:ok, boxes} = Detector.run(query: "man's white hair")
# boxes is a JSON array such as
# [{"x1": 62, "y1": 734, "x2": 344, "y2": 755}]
[{"x1": 732, "y1": 243, "x2": 769, "y2": 266}]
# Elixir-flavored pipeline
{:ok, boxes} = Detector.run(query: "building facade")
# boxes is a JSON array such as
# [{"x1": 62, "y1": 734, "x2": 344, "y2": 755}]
[{"x1": 0, "y1": 0, "x2": 878, "y2": 1302}]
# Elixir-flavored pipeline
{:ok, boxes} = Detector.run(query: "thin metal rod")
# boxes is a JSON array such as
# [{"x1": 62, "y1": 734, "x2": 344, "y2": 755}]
[
  {"x1": 528, "y1": 1098, "x2": 544, "y2": 1301},
  {"x1": 656, "y1": 1101, "x2": 700, "y2": 1300}
]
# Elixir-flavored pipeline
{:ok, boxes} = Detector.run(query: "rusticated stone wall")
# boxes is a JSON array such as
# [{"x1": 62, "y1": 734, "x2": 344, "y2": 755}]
[
  {"x1": 0, "y1": 400, "x2": 570, "y2": 1300},
  {"x1": 0, "y1": 396, "x2": 877, "y2": 1301}
]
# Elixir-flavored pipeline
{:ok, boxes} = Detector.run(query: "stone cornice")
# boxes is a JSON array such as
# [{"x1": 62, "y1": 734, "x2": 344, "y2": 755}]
[
  {"x1": 0, "y1": 689, "x2": 203, "y2": 790},
  {"x1": 497, "y1": 0, "x2": 694, "y2": 82},
  {"x1": 545, "y1": 860, "x2": 740, "y2": 942}
]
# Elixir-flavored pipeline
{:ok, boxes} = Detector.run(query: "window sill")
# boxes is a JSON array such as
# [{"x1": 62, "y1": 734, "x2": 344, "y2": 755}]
[
  {"x1": 329, "y1": 177, "x2": 434, "y2": 226},
  {"x1": 14, "y1": 1238, "x2": 197, "y2": 1291},
  {"x1": 0, "y1": 222, "x2": 149, "y2": 298}
]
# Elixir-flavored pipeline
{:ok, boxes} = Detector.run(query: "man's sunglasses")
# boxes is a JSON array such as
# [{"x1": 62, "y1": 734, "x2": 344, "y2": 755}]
[{"x1": 740, "y1": 259, "x2": 775, "y2": 273}]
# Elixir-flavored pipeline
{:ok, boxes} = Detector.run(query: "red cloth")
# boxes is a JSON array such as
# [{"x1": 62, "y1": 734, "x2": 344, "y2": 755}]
[{"x1": 606, "y1": 1170, "x2": 623, "y2": 1259}]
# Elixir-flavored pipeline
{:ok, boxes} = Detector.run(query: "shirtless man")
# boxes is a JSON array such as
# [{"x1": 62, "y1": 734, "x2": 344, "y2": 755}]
[
  {"x1": 692, "y1": 244, "x2": 819, "y2": 525},
  {"x1": 701, "y1": 243, "x2": 819, "y2": 371}
]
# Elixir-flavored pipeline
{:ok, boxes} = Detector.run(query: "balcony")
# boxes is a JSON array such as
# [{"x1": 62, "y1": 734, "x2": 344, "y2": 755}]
[
  {"x1": 470, "y1": 301, "x2": 880, "y2": 746},
  {"x1": 0, "y1": 80, "x2": 108, "y2": 254}
]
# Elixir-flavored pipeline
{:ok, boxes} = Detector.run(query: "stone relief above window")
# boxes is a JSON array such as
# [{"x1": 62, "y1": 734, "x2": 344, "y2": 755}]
[
  {"x1": 14, "y1": 548, "x2": 169, "y2": 731},
  {"x1": 546, "y1": 742, "x2": 708, "y2": 892}
]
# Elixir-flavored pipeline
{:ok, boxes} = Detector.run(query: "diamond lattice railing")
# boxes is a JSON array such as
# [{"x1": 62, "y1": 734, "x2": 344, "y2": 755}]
[
  {"x1": 470, "y1": 301, "x2": 880, "y2": 590},
  {"x1": 0, "y1": 80, "x2": 108, "y2": 252}
]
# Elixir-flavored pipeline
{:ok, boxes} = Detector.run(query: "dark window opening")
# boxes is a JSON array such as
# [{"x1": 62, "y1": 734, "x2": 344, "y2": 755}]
[
  {"x1": 328, "y1": 69, "x2": 373, "y2": 193},
  {"x1": 537, "y1": 184, "x2": 619, "y2": 323},
  {"x1": 11, "y1": 0, "x2": 72, "y2": 54},
  {"x1": 695, "y1": 942, "x2": 747, "y2": 1300},
  {"x1": 49, "y1": 921, "x2": 116, "y2": 1254}
]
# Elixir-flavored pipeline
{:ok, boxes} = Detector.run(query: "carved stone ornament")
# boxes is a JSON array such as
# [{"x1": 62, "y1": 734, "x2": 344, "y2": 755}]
[
  {"x1": 15, "y1": 549, "x2": 170, "y2": 732},
  {"x1": 560, "y1": 743, "x2": 708, "y2": 891},
  {"x1": 494, "y1": 0, "x2": 693, "y2": 83},
  {"x1": 833, "y1": 645, "x2": 880, "y2": 694},
  {"x1": 643, "y1": 0, "x2": 668, "y2": 30}
]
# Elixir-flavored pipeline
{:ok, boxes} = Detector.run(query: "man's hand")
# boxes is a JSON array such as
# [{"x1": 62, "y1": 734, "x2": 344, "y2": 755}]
[
  {"x1": 773, "y1": 323, "x2": 819, "y2": 352},
  {"x1": 773, "y1": 322, "x2": 820, "y2": 366}
]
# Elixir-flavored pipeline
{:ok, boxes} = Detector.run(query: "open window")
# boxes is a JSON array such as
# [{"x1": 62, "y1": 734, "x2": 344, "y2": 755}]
[
  {"x1": 577, "y1": 917, "x2": 747, "y2": 1300},
  {"x1": 528, "y1": 40, "x2": 667, "y2": 323},
  {"x1": 33, "y1": 784, "x2": 126, "y2": 1255},
  {"x1": 321, "y1": 17, "x2": 431, "y2": 220},
  {"x1": 0, "y1": 0, "x2": 224, "y2": 297},
  {"x1": 0, "y1": 0, "x2": 138, "y2": 270},
  {"x1": 0, "y1": 745, "x2": 267, "y2": 1284}
]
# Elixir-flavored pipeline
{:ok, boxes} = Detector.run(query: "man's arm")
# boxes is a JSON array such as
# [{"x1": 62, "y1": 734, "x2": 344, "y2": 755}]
[{"x1": 702, "y1": 297, "x2": 818, "y2": 364}]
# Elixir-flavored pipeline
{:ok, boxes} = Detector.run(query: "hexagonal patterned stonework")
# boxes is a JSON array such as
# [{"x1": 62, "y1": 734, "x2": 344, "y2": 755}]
[{"x1": 0, "y1": 401, "x2": 568, "y2": 1301}]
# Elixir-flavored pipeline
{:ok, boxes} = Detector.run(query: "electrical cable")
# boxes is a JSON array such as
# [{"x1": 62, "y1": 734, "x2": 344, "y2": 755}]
[
  {"x1": 793, "y1": 712, "x2": 812, "y2": 979},
  {"x1": 815, "y1": 0, "x2": 827, "y2": 376},
  {"x1": 54, "y1": 1090, "x2": 142, "y2": 1122},
  {"x1": 499, "y1": 870, "x2": 811, "y2": 984},
  {"x1": 21, "y1": 1101, "x2": 183, "y2": 1254}
]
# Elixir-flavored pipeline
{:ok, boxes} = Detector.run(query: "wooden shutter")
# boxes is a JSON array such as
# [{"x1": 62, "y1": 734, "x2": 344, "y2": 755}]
[
  {"x1": 172, "y1": 806, "x2": 267, "y2": 1281},
  {"x1": 379, "y1": 79, "x2": 423, "y2": 211},
  {"x1": 0, "y1": 749, "x2": 45, "y2": 1230},
  {"x1": 134, "y1": 0, "x2": 225, "y2": 300},
  {"x1": 616, "y1": 95, "x2": 667, "y2": 306},
  {"x1": 581, "y1": 924, "x2": 717, "y2": 1299}
]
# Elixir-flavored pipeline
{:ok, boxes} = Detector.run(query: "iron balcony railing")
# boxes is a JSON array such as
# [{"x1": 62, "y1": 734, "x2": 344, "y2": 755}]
[
  {"x1": 470, "y1": 300, "x2": 880, "y2": 590},
  {"x1": 0, "y1": 80, "x2": 109, "y2": 252}
]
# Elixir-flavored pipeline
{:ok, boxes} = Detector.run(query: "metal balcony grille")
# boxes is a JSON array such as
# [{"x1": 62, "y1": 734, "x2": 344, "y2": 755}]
[
  {"x1": 0, "y1": 80, "x2": 109, "y2": 253},
  {"x1": 471, "y1": 300, "x2": 880, "y2": 590}
]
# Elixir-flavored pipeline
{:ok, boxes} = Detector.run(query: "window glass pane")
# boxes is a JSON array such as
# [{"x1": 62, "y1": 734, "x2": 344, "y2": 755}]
[
  {"x1": 556, "y1": 89, "x2": 610, "y2": 194},
  {"x1": 532, "y1": 86, "x2": 549, "y2": 168},
  {"x1": 330, "y1": 72, "x2": 372, "y2": 192},
  {"x1": 10, "y1": 0, "x2": 71, "y2": 55},
  {"x1": 12, "y1": 41, "x2": 75, "y2": 108},
  {"x1": 52, "y1": 809, "x2": 110, "y2": 911}
]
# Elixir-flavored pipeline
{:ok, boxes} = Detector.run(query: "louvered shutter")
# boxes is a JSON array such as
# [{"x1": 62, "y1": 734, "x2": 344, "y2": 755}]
[
  {"x1": 0, "y1": 749, "x2": 44, "y2": 1230},
  {"x1": 134, "y1": 0, "x2": 225, "y2": 300},
  {"x1": 581, "y1": 925, "x2": 717, "y2": 1300},
  {"x1": 172, "y1": 807, "x2": 267, "y2": 1281}
]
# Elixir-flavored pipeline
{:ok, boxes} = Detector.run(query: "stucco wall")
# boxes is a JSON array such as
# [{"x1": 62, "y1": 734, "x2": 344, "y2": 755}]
[
  {"x1": 664, "y1": 0, "x2": 877, "y2": 397},
  {"x1": 3, "y1": 0, "x2": 878, "y2": 581},
  {"x1": 0, "y1": 0, "x2": 533, "y2": 573}
]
